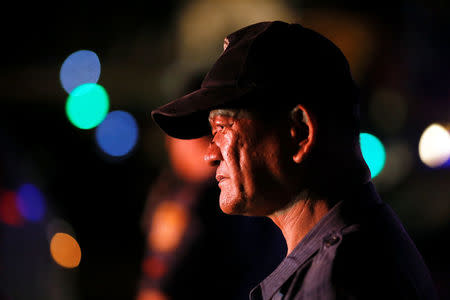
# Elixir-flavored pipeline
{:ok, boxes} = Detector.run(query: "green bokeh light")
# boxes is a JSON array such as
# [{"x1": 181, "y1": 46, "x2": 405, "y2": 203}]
[
  {"x1": 360, "y1": 133, "x2": 386, "y2": 178},
  {"x1": 65, "y1": 83, "x2": 109, "y2": 129}
]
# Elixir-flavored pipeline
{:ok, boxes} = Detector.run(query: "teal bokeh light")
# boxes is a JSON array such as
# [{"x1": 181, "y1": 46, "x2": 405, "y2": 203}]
[
  {"x1": 360, "y1": 133, "x2": 386, "y2": 178},
  {"x1": 65, "y1": 83, "x2": 109, "y2": 129}
]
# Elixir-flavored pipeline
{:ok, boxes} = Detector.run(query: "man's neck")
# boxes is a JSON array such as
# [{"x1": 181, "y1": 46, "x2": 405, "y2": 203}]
[{"x1": 269, "y1": 196, "x2": 330, "y2": 256}]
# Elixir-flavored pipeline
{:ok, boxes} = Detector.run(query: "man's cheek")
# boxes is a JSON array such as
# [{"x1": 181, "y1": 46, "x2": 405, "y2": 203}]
[{"x1": 224, "y1": 137, "x2": 241, "y2": 170}]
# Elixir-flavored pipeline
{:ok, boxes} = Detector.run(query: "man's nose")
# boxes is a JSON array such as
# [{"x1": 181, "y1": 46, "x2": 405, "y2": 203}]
[{"x1": 204, "y1": 141, "x2": 222, "y2": 166}]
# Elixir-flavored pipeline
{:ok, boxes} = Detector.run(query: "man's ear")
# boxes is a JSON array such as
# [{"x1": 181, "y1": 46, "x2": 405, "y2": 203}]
[{"x1": 290, "y1": 105, "x2": 316, "y2": 164}]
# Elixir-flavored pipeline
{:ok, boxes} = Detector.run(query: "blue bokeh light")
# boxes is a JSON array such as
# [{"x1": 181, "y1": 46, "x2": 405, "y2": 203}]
[
  {"x1": 60, "y1": 50, "x2": 101, "y2": 94},
  {"x1": 95, "y1": 110, "x2": 139, "y2": 157},
  {"x1": 17, "y1": 184, "x2": 46, "y2": 222}
]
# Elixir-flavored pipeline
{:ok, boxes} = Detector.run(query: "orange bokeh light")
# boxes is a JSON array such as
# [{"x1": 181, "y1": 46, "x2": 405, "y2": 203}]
[
  {"x1": 149, "y1": 201, "x2": 189, "y2": 253},
  {"x1": 166, "y1": 136, "x2": 215, "y2": 183},
  {"x1": 137, "y1": 288, "x2": 168, "y2": 300},
  {"x1": 299, "y1": 10, "x2": 377, "y2": 81},
  {"x1": 50, "y1": 232, "x2": 81, "y2": 268}
]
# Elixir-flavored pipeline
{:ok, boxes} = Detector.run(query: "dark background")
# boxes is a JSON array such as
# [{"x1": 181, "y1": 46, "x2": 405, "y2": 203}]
[{"x1": 0, "y1": 1, "x2": 449, "y2": 299}]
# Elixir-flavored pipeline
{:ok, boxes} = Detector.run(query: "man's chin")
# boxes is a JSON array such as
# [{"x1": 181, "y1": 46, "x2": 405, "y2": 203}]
[{"x1": 219, "y1": 194, "x2": 247, "y2": 215}]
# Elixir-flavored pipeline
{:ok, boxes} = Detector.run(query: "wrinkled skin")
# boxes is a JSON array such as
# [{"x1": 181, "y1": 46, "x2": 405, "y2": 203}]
[
  {"x1": 205, "y1": 107, "x2": 337, "y2": 254},
  {"x1": 205, "y1": 113, "x2": 297, "y2": 216}
]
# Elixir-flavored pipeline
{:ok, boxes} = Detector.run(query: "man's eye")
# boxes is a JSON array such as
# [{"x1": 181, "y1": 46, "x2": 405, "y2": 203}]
[
  {"x1": 214, "y1": 121, "x2": 233, "y2": 133},
  {"x1": 213, "y1": 124, "x2": 225, "y2": 133},
  {"x1": 211, "y1": 125, "x2": 224, "y2": 140}
]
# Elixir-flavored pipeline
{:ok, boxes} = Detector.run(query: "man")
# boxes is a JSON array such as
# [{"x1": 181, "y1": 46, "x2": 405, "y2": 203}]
[{"x1": 151, "y1": 21, "x2": 438, "y2": 299}]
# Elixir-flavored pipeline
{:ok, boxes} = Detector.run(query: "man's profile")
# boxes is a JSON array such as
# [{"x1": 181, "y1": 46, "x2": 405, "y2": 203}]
[{"x1": 151, "y1": 21, "x2": 438, "y2": 299}]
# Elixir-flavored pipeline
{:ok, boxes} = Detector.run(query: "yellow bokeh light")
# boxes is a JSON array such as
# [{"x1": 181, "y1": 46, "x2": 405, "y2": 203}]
[{"x1": 50, "y1": 232, "x2": 82, "y2": 268}]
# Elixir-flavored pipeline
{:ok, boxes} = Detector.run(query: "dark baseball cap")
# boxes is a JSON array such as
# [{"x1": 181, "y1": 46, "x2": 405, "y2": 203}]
[{"x1": 151, "y1": 21, "x2": 358, "y2": 139}]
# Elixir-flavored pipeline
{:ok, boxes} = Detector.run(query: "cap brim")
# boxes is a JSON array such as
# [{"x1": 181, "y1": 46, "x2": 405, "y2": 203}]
[{"x1": 151, "y1": 86, "x2": 253, "y2": 139}]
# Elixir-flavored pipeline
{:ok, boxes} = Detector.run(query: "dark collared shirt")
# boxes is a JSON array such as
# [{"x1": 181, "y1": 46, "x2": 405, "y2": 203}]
[{"x1": 250, "y1": 182, "x2": 438, "y2": 300}]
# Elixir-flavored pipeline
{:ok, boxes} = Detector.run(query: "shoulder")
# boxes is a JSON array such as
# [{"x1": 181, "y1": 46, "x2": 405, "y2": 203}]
[
  {"x1": 330, "y1": 220, "x2": 437, "y2": 300},
  {"x1": 292, "y1": 222, "x2": 422, "y2": 300},
  {"x1": 293, "y1": 224, "x2": 407, "y2": 300}
]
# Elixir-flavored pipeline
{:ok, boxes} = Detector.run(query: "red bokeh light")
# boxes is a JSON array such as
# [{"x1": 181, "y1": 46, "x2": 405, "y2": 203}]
[
  {"x1": 142, "y1": 256, "x2": 168, "y2": 279},
  {"x1": 0, "y1": 190, "x2": 24, "y2": 226}
]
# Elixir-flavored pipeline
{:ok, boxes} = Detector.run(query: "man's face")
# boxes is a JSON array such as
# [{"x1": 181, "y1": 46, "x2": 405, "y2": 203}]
[{"x1": 205, "y1": 109, "x2": 294, "y2": 216}]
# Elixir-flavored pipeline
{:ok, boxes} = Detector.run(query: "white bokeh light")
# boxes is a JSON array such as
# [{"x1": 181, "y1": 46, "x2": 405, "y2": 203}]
[{"x1": 418, "y1": 123, "x2": 450, "y2": 168}]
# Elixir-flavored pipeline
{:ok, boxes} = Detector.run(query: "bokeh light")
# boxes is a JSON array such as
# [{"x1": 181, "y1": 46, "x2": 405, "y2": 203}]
[
  {"x1": 419, "y1": 123, "x2": 450, "y2": 168},
  {"x1": 60, "y1": 50, "x2": 101, "y2": 94},
  {"x1": 149, "y1": 201, "x2": 189, "y2": 253},
  {"x1": 95, "y1": 110, "x2": 139, "y2": 157},
  {"x1": 50, "y1": 233, "x2": 81, "y2": 269},
  {"x1": 373, "y1": 141, "x2": 414, "y2": 190},
  {"x1": 0, "y1": 190, "x2": 24, "y2": 226},
  {"x1": 369, "y1": 88, "x2": 408, "y2": 134},
  {"x1": 66, "y1": 83, "x2": 109, "y2": 129},
  {"x1": 17, "y1": 184, "x2": 46, "y2": 222},
  {"x1": 360, "y1": 133, "x2": 386, "y2": 178},
  {"x1": 142, "y1": 256, "x2": 167, "y2": 280},
  {"x1": 136, "y1": 288, "x2": 168, "y2": 300},
  {"x1": 166, "y1": 136, "x2": 215, "y2": 182},
  {"x1": 299, "y1": 10, "x2": 377, "y2": 81}
]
